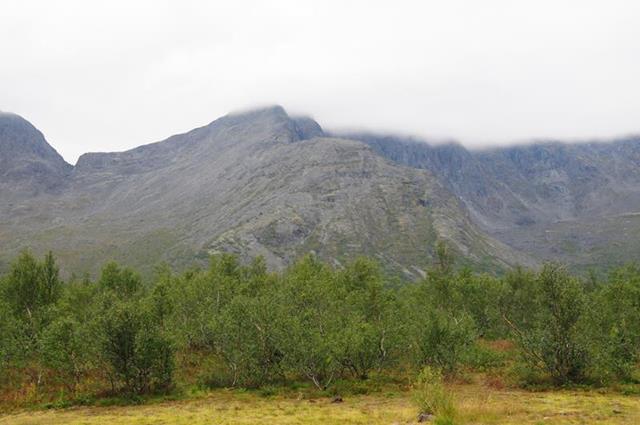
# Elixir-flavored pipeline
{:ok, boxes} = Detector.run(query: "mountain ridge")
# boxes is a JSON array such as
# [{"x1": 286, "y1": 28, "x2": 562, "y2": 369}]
[
  {"x1": 348, "y1": 131, "x2": 640, "y2": 269},
  {"x1": 1, "y1": 106, "x2": 535, "y2": 278},
  {"x1": 1, "y1": 105, "x2": 638, "y2": 276}
]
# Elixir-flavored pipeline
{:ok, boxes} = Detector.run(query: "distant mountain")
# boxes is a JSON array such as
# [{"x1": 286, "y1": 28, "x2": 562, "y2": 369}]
[
  {"x1": 349, "y1": 132, "x2": 640, "y2": 270},
  {"x1": 0, "y1": 106, "x2": 532, "y2": 278}
]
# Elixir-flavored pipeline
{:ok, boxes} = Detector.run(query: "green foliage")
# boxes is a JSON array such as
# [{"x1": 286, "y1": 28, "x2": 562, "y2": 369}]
[
  {"x1": 586, "y1": 265, "x2": 640, "y2": 382},
  {"x1": 412, "y1": 366, "x2": 457, "y2": 424},
  {"x1": 503, "y1": 263, "x2": 589, "y2": 385},
  {"x1": 2, "y1": 246, "x2": 640, "y2": 407},
  {"x1": 335, "y1": 258, "x2": 399, "y2": 379},
  {"x1": 3, "y1": 250, "x2": 61, "y2": 320},
  {"x1": 98, "y1": 300, "x2": 174, "y2": 394},
  {"x1": 211, "y1": 290, "x2": 284, "y2": 387},
  {"x1": 0, "y1": 298, "x2": 19, "y2": 371},
  {"x1": 434, "y1": 240, "x2": 454, "y2": 275},
  {"x1": 499, "y1": 266, "x2": 538, "y2": 332},
  {"x1": 409, "y1": 308, "x2": 476, "y2": 373},
  {"x1": 0, "y1": 250, "x2": 62, "y2": 385},
  {"x1": 41, "y1": 316, "x2": 94, "y2": 392},
  {"x1": 403, "y1": 247, "x2": 477, "y2": 373},
  {"x1": 98, "y1": 262, "x2": 142, "y2": 297},
  {"x1": 462, "y1": 342, "x2": 507, "y2": 372},
  {"x1": 278, "y1": 255, "x2": 343, "y2": 390}
]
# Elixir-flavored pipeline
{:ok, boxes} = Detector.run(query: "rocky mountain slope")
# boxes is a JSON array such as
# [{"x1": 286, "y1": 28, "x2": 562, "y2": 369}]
[
  {"x1": 351, "y1": 133, "x2": 640, "y2": 269},
  {"x1": 0, "y1": 106, "x2": 531, "y2": 278},
  {"x1": 0, "y1": 112, "x2": 71, "y2": 196}
]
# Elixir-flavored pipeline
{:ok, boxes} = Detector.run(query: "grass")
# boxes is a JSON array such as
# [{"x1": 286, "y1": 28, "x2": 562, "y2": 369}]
[{"x1": 1, "y1": 383, "x2": 639, "y2": 425}]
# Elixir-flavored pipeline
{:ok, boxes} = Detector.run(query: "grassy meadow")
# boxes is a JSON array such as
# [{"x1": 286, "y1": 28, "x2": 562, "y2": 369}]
[{"x1": 1, "y1": 383, "x2": 639, "y2": 425}]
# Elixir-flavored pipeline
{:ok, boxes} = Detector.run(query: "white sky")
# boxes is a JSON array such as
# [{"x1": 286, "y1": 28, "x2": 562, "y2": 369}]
[{"x1": 1, "y1": 0, "x2": 639, "y2": 163}]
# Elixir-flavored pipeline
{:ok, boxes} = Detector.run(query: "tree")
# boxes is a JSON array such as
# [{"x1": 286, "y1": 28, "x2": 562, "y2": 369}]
[
  {"x1": 212, "y1": 293, "x2": 284, "y2": 387},
  {"x1": 454, "y1": 270, "x2": 503, "y2": 338},
  {"x1": 2, "y1": 250, "x2": 62, "y2": 386},
  {"x1": 98, "y1": 300, "x2": 174, "y2": 394},
  {"x1": 98, "y1": 262, "x2": 142, "y2": 297},
  {"x1": 586, "y1": 265, "x2": 640, "y2": 382},
  {"x1": 4, "y1": 250, "x2": 60, "y2": 320},
  {"x1": 409, "y1": 308, "x2": 476, "y2": 373},
  {"x1": 335, "y1": 258, "x2": 398, "y2": 379},
  {"x1": 402, "y1": 245, "x2": 476, "y2": 374},
  {"x1": 41, "y1": 316, "x2": 94, "y2": 393},
  {"x1": 278, "y1": 255, "x2": 343, "y2": 390},
  {"x1": 503, "y1": 263, "x2": 589, "y2": 384},
  {"x1": 434, "y1": 240, "x2": 455, "y2": 275}
]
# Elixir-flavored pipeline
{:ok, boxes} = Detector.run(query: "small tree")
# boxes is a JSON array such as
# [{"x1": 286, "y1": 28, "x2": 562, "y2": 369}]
[
  {"x1": 410, "y1": 309, "x2": 476, "y2": 373},
  {"x1": 99, "y1": 262, "x2": 142, "y2": 297},
  {"x1": 211, "y1": 294, "x2": 284, "y2": 387},
  {"x1": 586, "y1": 265, "x2": 640, "y2": 382},
  {"x1": 98, "y1": 300, "x2": 174, "y2": 394},
  {"x1": 2, "y1": 250, "x2": 62, "y2": 387},
  {"x1": 279, "y1": 255, "x2": 342, "y2": 390},
  {"x1": 503, "y1": 263, "x2": 589, "y2": 384},
  {"x1": 403, "y1": 244, "x2": 476, "y2": 374},
  {"x1": 335, "y1": 258, "x2": 398, "y2": 379},
  {"x1": 41, "y1": 316, "x2": 94, "y2": 393}
]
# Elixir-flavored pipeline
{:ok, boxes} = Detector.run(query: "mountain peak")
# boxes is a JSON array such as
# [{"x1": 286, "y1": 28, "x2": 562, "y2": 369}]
[
  {"x1": 221, "y1": 104, "x2": 289, "y2": 123},
  {"x1": 0, "y1": 112, "x2": 71, "y2": 191},
  {"x1": 207, "y1": 104, "x2": 323, "y2": 143}
]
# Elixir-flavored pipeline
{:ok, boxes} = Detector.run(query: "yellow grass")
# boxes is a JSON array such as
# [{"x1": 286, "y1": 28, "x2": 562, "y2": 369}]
[{"x1": 1, "y1": 384, "x2": 639, "y2": 424}]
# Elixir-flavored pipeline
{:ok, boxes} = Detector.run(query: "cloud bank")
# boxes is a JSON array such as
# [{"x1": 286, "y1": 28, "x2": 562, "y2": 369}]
[{"x1": 1, "y1": 0, "x2": 639, "y2": 162}]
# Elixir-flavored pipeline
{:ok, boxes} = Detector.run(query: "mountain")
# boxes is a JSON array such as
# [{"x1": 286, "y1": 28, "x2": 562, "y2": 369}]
[
  {"x1": 3, "y1": 105, "x2": 638, "y2": 277},
  {"x1": 0, "y1": 106, "x2": 532, "y2": 278},
  {"x1": 350, "y1": 133, "x2": 640, "y2": 270},
  {"x1": 0, "y1": 112, "x2": 71, "y2": 196}
]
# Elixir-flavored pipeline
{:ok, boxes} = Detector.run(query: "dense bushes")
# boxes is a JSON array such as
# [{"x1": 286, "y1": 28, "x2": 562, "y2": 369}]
[
  {"x1": 98, "y1": 300, "x2": 174, "y2": 394},
  {"x1": 501, "y1": 264, "x2": 589, "y2": 384},
  {"x1": 0, "y1": 253, "x2": 173, "y2": 396},
  {"x1": 1, "y1": 246, "x2": 640, "y2": 403}
]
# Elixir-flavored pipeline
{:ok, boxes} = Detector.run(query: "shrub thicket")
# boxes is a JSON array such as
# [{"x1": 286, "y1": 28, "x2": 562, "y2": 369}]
[{"x1": 1, "y1": 245, "x2": 639, "y2": 401}]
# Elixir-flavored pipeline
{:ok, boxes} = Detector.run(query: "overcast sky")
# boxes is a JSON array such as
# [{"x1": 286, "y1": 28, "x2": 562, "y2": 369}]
[{"x1": 2, "y1": 0, "x2": 639, "y2": 163}]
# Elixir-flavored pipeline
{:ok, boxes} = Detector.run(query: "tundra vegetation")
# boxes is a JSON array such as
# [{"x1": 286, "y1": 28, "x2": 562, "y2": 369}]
[{"x1": 1, "y1": 245, "x2": 640, "y2": 424}]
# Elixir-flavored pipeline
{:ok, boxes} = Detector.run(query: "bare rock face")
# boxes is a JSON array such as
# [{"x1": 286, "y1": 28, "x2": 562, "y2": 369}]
[
  {"x1": 0, "y1": 106, "x2": 533, "y2": 277},
  {"x1": 351, "y1": 132, "x2": 640, "y2": 270}
]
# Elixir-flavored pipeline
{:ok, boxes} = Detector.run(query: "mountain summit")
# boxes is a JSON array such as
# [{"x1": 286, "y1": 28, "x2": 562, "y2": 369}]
[{"x1": 0, "y1": 112, "x2": 71, "y2": 194}]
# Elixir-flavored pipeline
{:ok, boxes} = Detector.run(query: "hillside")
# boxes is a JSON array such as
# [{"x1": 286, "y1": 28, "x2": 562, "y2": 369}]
[
  {"x1": 0, "y1": 106, "x2": 530, "y2": 278},
  {"x1": 352, "y1": 133, "x2": 640, "y2": 270}
]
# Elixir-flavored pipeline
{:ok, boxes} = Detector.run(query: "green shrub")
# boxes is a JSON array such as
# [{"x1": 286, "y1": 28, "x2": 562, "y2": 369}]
[
  {"x1": 585, "y1": 265, "x2": 640, "y2": 383},
  {"x1": 99, "y1": 301, "x2": 174, "y2": 394},
  {"x1": 41, "y1": 316, "x2": 94, "y2": 393},
  {"x1": 502, "y1": 264, "x2": 589, "y2": 385},
  {"x1": 410, "y1": 309, "x2": 476, "y2": 373},
  {"x1": 462, "y1": 342, "x2": 506, "y2": 372},
  {"x1": 412, "y1": 366, "x2": 458, "y2": 424}
]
